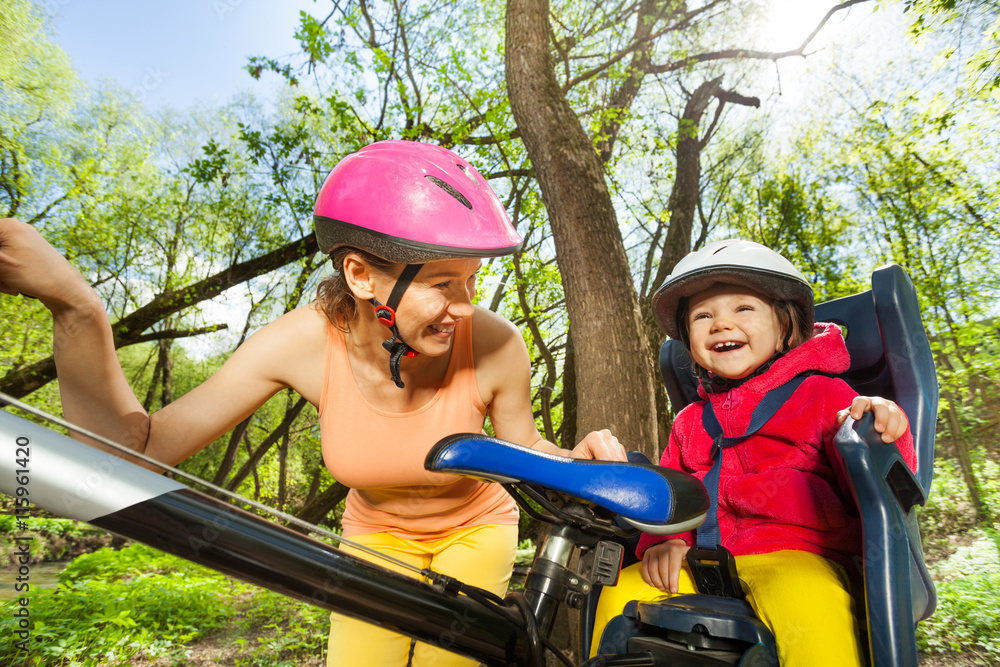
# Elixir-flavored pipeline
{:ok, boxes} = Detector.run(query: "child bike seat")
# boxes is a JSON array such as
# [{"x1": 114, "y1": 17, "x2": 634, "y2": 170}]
[{"x1": 425, "y1": 433, "x2": 709, "y2": 535}]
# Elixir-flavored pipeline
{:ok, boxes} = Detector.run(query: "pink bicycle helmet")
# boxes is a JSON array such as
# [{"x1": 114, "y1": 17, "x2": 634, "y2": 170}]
[
  {"x1": 313, "y1": 140, "x2": 523, "y2": 263},
  {"x1": 652, "y1": 239, "x2": 815, "y2": 341},
  {"x1": 313, "y1": 140, "x2": 523, "y2": 389}
]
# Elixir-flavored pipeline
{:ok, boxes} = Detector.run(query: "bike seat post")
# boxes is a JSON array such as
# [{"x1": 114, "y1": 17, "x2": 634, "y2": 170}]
[{"x1": 523, "y1": 522, "x2": 594, "y2": 636}]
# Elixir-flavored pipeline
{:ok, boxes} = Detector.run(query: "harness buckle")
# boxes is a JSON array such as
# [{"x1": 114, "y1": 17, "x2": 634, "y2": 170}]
[{"x1": 686, "y1": 545, "x2": 745, "y2": 599}]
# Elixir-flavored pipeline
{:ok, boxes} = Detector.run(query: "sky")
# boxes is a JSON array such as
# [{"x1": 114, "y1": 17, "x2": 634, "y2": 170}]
[
  {"x1": 42, "y1": 0, "x2": 894, "y2": 112},
  {"x1": 37, "y1": 0, "x2": 909, "y2": 356},
  {"x1": 47, "y1": 0, "x2": 319, "y2": 109}
]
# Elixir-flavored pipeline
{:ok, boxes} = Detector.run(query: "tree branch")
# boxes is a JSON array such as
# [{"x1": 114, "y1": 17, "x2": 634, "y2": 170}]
[
  {"x1": 0, "y1": 233, "x2": 319, "y2": 398},
  {"x1": 649, "y1": 0, "x2": 872, "y2": 74},
  {"x1": 127, "y1": 324, "x2": 230, "y2": 346}
]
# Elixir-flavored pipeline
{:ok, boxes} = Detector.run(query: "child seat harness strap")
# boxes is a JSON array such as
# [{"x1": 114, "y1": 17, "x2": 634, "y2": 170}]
[{"x1": 689, "y1": 373, "x2": 810, "y2": 598}]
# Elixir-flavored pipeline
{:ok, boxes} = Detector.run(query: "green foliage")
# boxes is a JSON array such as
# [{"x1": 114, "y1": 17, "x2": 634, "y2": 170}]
[
  {"x1": 917, "y1": 532, "x2": 1000, "y2": 663},
  {"x1": 514, "y1": 538, "x2": 537, "y2": 567},
  {"x1": 916, "y1": 459, "x2": 1000, "y2": 663},
  {"x1": 294, "y1": 12, "x2": 335, "y2": 64},
  {"x1": 0, "y1": 514, "x2": 90, "y2": 537},
  {"x1": 0, "y1": 543, "x2": 236, "y2": 666},
  {"x1": 0, "y1": 542, "x2": 332, "y2": 666},
  {"x1": 0, "y1": 512, "x2": 115, "y2": 562},
  {"x1": 185, "y1": 138, "x2": 231, "y2": 184},
  {"x1": 57, "y1": 542, "x2": 208, "y2": 583},
  {"x1": 920, "y1": 460, "x2": 982, "y2": 561},
  {"x1": 0, "y1": 0, "x2": 79, "y2": 217},
  {"x1": 897, "y1": 0, "x2": 1000, "y2": 94},
  {"x1": 229, "y1": 587, "x2": 330, "y2": 666}
]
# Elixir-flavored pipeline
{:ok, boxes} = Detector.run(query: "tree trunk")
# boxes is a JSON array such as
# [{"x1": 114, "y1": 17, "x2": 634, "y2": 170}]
[
  {"x1": 560, "y1": 328, "x2": 577, "y2": 450},
  {"x1": 211, "y1": 416, "x2": 252, "y2": 487},
  {"x1": 506, "y1": 0, "x2": 658, "y2": 458},
  {"x1": 641, "y1": 78, "x2": 728, "y2": 457},
  {"x1": 295, "y1": 481, "x2": 350, "y2": 530},
  {"x1": 943, "y1": 394, "x2": 993, "y2": 525},
  {"x1": 226, "y1": 395, "x2": 309, "y2": 491}
]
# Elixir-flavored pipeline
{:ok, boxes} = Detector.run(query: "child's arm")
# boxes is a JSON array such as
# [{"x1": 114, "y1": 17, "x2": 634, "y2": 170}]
[
  {"x1": 835, "y1": 396, "x2": 909, "y2": 443},
  {"x1": 634, "y1": 407, "x2": 700, "y2": 562},
  {"x1": 641, "y1": 539, "x2": 690, "y2": 593}
]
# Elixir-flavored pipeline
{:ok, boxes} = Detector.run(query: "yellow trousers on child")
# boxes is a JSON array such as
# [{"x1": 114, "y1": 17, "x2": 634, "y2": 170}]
[
  {"x1": 326, "y1": 523, "x2": 518, "y2": 667},
  {"x1": 592, "y1": 549, "x2": 864, "y2": 667}
]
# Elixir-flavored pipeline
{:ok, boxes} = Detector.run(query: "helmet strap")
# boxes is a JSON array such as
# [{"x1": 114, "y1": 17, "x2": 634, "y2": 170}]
[{"x1": 370, "y1": 263, "x2": 423, "y2": 389}]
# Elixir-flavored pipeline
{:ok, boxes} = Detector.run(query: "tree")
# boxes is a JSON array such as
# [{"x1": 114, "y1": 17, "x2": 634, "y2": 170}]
[
  {"x1": 504, "y1": 0, "x2": 874, "y2": 457},
  {"x1": 759, "y1": 35, "x2": 1000, "y2": 529}
]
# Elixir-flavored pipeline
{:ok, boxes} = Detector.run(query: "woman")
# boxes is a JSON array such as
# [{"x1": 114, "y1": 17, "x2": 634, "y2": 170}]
[{"x1": 0, "y1": 140, "x2": 626, "y2": 666}]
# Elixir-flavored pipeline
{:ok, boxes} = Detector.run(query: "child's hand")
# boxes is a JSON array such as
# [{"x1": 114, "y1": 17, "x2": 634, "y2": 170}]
[
  {"x1": 837, "y1": 396, "x2": 909, "y2": 443},
  {"x1": 641, "y1": 539, "x2": 690, "y2": 593}
]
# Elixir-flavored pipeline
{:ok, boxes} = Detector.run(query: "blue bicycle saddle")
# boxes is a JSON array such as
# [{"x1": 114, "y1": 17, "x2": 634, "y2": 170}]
[{"x1": 425, "y1": 434, "x2": 708, "y2": 534}]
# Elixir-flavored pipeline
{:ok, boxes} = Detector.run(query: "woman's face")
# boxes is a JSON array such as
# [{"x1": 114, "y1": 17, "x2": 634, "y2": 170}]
[
  {"x1": 686, "y1": 283, "x2": 783, "y2": 380},
  {"x1": 378, "y1": 258, "x2": 481, "y2": 356}
]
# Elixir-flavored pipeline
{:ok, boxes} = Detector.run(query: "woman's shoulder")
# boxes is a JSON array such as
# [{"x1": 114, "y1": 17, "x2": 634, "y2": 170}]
[
  {"x1": 256, "y1": 303, "x2": 330, "y2": 342},
  {"x1": 234, "y1": 304, "x2": 330, "y2": 401},
  {"x1": 470, "y1": 305, "x2": 522, "y2": 352},
  {"x1": 469, "y1": 306, "x2": 528, "y2": 400}
]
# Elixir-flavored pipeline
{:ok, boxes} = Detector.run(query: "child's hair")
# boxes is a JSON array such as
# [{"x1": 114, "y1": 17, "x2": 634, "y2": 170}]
[
  {"x1": 773, "y1": 299, "x2": 814, "y2": 351},
  {"x1": 315, "y1": 247, "x2": 396, "y2": 332}
]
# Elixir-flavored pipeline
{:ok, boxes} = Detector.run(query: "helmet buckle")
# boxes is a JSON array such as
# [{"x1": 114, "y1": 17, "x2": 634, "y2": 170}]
[{"x1": 375, "y1": 305, "x2": 396, "y2": 328}]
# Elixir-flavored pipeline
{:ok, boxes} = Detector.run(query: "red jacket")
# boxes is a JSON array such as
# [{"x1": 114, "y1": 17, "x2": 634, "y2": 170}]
[{"x1": 636, "y1": 322, "x2": 917, "y2": 571}]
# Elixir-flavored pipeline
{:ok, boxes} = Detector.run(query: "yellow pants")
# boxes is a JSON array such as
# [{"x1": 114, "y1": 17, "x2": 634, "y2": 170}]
[
  {"x1": 326, "y1": 523, "x2": 518, "y2": 667},
  {"x1": 592, "y1": 549, "x2": 864, "y2": 667}
]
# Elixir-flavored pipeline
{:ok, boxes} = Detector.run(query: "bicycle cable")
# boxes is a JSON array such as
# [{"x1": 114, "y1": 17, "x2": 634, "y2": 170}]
[
  {"x1": 3, "y1": 391, "x2": 590, "y2": 663},
  {"x1": 0, "y1": 391, "x2": 437, "y2": 582}
]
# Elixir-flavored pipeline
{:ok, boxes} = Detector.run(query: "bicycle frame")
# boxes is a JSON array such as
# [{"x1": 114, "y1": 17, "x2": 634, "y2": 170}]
[{"x1": 0, "y1": 408, "x2": 694, "y2": 666}]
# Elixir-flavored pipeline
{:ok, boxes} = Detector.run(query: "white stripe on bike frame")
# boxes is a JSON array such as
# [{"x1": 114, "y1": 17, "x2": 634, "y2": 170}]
[{"x1": 0, "y1": 410, "x2": 184, "y2": 522}]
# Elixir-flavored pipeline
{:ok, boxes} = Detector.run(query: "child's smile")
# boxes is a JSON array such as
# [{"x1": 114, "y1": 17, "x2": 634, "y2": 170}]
[{"x1": 686, "y1": 284, "x2": 783, "y2": 380}]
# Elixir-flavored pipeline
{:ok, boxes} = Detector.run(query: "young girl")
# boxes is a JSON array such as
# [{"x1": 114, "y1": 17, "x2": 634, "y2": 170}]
[
  {"x1": 592, "y1": 239, "x2": 916, "y2": 667},
  {"x1": 0, "y1": 140, "x2": 626, "y2": 667}
]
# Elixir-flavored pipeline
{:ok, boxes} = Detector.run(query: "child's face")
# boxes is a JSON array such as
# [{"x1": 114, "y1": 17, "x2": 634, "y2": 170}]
[{"x1": 686, "y1": 283, "x2": 783, "y2": 380}]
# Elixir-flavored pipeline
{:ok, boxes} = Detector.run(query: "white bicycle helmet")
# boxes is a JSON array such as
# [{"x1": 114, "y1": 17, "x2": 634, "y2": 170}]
[{"x1": 652, "y1": 239, "x2": 815, "y2": 340}]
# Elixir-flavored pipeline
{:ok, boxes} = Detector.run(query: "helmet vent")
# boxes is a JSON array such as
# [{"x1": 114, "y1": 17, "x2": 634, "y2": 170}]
[
  {"x1": 425, "y1": 175, "x2": 473, "y2": 210},
  {"x1": 456, "y1": 163, "x2": 482, "y2": 187}
]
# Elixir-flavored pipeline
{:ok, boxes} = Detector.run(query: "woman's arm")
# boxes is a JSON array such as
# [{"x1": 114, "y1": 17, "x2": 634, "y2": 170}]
[
  {"x1": 0, "y1": 218, "x2": 326, "y2": 466},
  {"x1": 0, "y1": 218, "x2": 149, "y2": 449},
  {"x1": 143, "y1": 306, "x2": 327, "y2": 465},
  {"x1": 473, "y1": 307, "x2": 626, "y2": 461}
]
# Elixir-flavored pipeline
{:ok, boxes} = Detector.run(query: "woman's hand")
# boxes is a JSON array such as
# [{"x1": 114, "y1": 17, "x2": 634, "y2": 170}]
[
  {"x1": 641, "y1": 539, "x2": 690, "y2": 593},
  {"x1": 0, "y1": 218, "x2": 94, "y2": 311},
  {"x1": 837, "y1": 395, "x2": 909, "y2": 443},
  {"x1": 568, "y1": 429, "x2": 628, "y2": 461}
]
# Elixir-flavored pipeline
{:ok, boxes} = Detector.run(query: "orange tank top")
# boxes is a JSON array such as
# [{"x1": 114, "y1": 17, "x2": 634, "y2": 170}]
[{"x1": 318, "y1": 318, "x2": 519, "y2": 539}]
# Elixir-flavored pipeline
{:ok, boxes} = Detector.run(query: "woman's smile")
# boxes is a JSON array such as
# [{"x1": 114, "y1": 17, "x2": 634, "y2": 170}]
[{"x1": 428, "y1": 323, "x2": 457, "y2": 337}]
